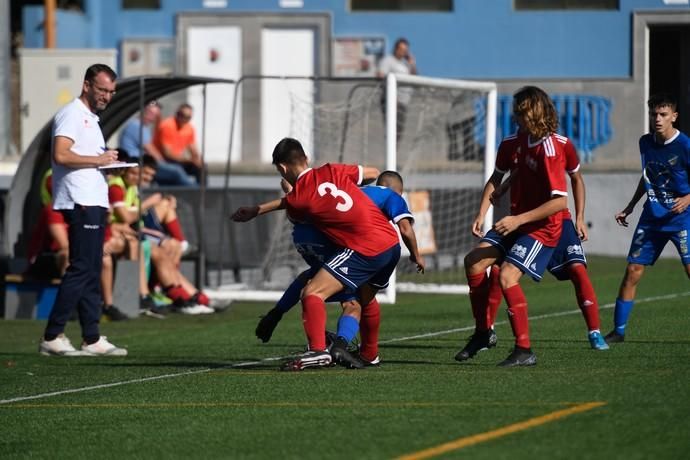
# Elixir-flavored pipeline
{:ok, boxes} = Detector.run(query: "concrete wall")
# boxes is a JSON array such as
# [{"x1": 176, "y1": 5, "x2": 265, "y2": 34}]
[
  {"x1": 582, "y1": 173, "x2": 679, "y2": 259},
  {"x1": 22, "y1": 0, "x2": 688, "y2": 79}
]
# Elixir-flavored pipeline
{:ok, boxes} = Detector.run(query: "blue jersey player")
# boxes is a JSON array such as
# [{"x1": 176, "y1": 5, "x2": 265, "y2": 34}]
[
  {"x1": 606, "y1": 94, "x2": 690, "y2": 343},
  {"x1": 255, "y1": 171, "x2": 424, "y2": 366}
]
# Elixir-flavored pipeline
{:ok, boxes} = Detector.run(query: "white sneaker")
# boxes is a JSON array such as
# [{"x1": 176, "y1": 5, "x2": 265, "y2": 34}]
[
  {"x1": 363, "y1": 355, "x2": 381, "y2": 366},
  {"x1": 178, "y1": 304, "x2": 215, "y2": 315},
  {"x1": 39, "y1": 334, "x2": 82, "y2": 356},
  {"x1": 81, "y1": 336, "x2": 128, "y2": 356}
]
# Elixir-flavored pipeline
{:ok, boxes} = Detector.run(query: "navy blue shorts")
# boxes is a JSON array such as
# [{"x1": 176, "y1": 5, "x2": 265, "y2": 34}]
[
  {"x1": 141, "y1": 209, "x2": 169, "y2": 245},
  {"x1": 301, "y1": 266, "x2": 357, "y2": 303},
  {"x1": 482, "y1": 229, "x2": 555, "y2": 281},
  {"x1": 547, "y1": 219, "x2": 587, "y2": 280},
  {"x1": 627, "y1": 223, "x2": 690, "y2": 266},
  {"x1": 323, "y1": 244, "x2": 401, "y2": 291}
]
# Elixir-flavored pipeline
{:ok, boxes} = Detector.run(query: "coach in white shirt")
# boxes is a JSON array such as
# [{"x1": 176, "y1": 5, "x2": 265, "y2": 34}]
[{"x1": 39, "y1": 64, "x2": 128, "y2": 357}]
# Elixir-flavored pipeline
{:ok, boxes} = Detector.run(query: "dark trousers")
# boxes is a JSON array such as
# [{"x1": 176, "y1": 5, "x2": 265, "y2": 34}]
[{"x1": 45, "y1": 205, "x2": 107, "y2": 342}]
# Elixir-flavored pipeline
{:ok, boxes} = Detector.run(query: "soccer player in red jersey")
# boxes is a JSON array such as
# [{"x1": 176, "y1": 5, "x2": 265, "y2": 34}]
[
  {"x1": 483, "y1": 134, "x2": 609, "y2": 350},
  {"x1": 231, "y1": 138, "x2": 401, "y2": 370},
  {"x1": 458, "y1": 86, "x2": 568, "y2": 367}
]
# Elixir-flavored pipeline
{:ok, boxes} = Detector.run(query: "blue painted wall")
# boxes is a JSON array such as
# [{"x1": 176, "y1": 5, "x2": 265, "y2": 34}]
[{"x1": 22, "y1": 0, "x2": 688, "y2": 78}]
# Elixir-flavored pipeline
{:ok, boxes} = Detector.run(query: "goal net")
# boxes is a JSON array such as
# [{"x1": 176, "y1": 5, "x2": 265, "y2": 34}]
[{"x1": 214, "y1": 74, "x2": 496, "y2": 302}]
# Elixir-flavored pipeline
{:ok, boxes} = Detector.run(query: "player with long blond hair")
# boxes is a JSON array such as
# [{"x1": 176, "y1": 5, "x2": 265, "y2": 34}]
[{"x1": 457, "y1": 86, "x2": 568, "y2": 367}]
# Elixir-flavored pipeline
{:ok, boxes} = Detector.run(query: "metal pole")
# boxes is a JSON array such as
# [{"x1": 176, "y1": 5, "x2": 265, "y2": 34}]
[
  {"x1": 198, "y1": 83, "x2": 208, "y2": 287},
  {"x1": 483, "y1": 88, "x2": 498, "y2": 235},
  {"x1": 385, "y1": 73, "x2": 397, "y2": 303},
  {"x1": 0, "y1": 0, "x2": 11, "y2": 158},
  {"x1": 44, "y1": 0, "x2": 56, "y2": 48},
  {"x1": 216, "y1": 77, "x2": 244, "y2": 287},
  {"x1": 136, "y1": 77, "x2": 146, "y2": 300}
]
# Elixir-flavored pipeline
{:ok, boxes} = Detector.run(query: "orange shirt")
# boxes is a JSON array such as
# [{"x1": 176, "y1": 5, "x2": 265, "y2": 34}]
[{"x1": 153, "y1": 116, "x2": 196, "y2": 161}]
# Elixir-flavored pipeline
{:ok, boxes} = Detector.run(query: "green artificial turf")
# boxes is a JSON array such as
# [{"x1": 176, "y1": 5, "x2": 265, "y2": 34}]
[{"x1": 1, "y1": 256, "x2": 689, "y2": 459}]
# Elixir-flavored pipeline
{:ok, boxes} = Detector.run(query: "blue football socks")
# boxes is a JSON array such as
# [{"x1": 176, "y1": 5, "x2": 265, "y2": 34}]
[
  {"x1": 613, "y1": 298, "x2": 634, "y2": 336},
  {"x1": 336, "y1": 315, "x2": 360, "y2": 344}
]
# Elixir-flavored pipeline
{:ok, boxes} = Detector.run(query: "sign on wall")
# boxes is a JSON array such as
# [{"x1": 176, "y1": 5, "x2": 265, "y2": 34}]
[
  {"x1": 121, "y1": 39, "x2": 174, "y2": 78},
  {"x1": 332, "y1": 37, "x2": 386, "y2": 77}
]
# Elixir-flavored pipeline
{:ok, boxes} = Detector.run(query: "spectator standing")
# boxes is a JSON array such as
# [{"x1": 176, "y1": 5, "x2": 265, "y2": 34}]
[
  {"x1": 152, "y1": 103, "x2": 203, "y2": 186},
  {"x1": 377, "y1": 38, "x2": 417, "y2": 141},
  {"x1": 39, "y1": 63, "x2": 128, "y2": 357}
]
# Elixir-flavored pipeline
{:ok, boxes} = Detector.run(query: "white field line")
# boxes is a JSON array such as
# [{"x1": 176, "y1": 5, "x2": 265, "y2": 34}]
[{"x1": 2, "y1": 290, "x2": 689, "y2": 405}]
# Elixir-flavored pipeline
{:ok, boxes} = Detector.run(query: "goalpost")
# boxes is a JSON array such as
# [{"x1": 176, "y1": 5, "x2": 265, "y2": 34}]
[
  {"x1": 386, "y1": 74, "x2": 497, "y2": 301},
  {"x1": 211, "y1": 74, "x2": 497, "y2": 303}
]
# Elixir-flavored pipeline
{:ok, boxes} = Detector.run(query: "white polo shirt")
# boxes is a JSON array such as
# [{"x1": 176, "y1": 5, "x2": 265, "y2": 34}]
[
  {"x1": 51, "y1": 98, "x2": 109, "y2": 209},
  {"x1": 378, "y1": 55, "x2": 414, "y2": 105}
]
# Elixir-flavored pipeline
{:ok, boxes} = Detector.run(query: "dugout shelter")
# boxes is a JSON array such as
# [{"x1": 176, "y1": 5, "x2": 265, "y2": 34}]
[{"x1": 2, "y1": 75, "x2": 234, "y2": 276}]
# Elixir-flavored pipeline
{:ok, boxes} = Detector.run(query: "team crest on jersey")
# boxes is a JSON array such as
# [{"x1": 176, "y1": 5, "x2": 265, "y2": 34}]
[
  {"x1": 510, "y1": 244, "x2": 527, "y2": 259},
  {"x1": 567, "y1": 244, "x2": 583, "y2": 256},
  {"x1": 668, "y1": 155, "x2": 678, "y2": 167},
  {"x1": 526, "y1": 155, "x2": 538, "y2": 172}
]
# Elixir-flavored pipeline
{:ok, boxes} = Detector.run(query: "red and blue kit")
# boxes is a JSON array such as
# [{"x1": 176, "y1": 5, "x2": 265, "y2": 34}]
[
  {"x1": 495, "y1": 131, "x2": 568, "y2": 246},
  {"x1": 284, "y1": 163, "x2": 399, "y2": 257}
]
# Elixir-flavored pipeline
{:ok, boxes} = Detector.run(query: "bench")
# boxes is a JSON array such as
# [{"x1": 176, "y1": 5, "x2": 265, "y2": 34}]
[
  {"x1": 1, "y1": 259, "x2": 141, "y2": 320},
  {"x1": 1, "y1": 274, "x2": 61, "y2": 320}
]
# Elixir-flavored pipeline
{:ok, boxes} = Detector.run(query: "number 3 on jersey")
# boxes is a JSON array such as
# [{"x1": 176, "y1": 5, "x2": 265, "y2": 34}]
[{"x1": 317, "y1": 182, "x2": 353, "y2": 212}]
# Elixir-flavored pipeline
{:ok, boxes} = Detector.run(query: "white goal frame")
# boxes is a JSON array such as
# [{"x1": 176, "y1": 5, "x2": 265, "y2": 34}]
[
  {"x1": 384, "y1": 73, "x2": 497, "y2": 302},
  {"x1": 207, "y1": 74, "x2": 497, "y2": 304}
]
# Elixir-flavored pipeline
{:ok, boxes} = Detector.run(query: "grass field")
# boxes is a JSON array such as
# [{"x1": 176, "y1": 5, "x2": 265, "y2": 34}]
[{"x1": 1, "y1": 255, "x2": 689, "y2": 459}]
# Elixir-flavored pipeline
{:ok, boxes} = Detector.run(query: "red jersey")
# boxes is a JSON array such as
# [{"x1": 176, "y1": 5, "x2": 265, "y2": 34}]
[
  {"x1": 559, "y1": 136, "x2": 580, "y2": 221},
  {"x1": 284, "y1": 163, "x2": 399, "y2": 257},
  {"x1": 495, "y1": 131, "x2": 568, "y2": 246},
  {"x1": 27, "y1": 205, "x2": 66, "y2": 262}
]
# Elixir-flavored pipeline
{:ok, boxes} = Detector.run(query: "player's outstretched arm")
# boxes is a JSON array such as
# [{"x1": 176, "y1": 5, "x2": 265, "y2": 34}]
[
  {"x1": 231, "y1": 198, "x2": 285, "y2": 222},
  {"x1": 397, "y1": 218, "x2": 425, "y2": 273},
  {"x1": 615, "y1": 176, "x2": 646, "y2": 227}
]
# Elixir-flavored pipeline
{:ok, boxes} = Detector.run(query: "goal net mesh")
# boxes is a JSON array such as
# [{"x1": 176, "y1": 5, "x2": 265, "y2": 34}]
[{"x1": 221, "y1": 76, "x2": 496, "y2": 299}]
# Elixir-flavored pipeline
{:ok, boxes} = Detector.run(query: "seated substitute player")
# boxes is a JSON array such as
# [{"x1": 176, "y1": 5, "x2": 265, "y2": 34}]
[
  {"x1": 231, "y1": 137, "x2": 402, "y2": 371},
  {"x1": 605, "y1": 93, "x2": 690, "y2": 344},
  {"x1": 473, "y1": 135, "x2": 609, "y2": 354},
  {"x1": 459, "y1": 86, "x2": 568, "y2": 367},
  {"x1": 27, "y1": 170, "x2": 69, "y2": 279},
  {"x1": 108, "y1": 160, "x2": 213, "y2": 315},
  {"x1": 139, "y1": 153, "x2": 194, "y2": 263},
  {"x1": 255, "y1": 170, "x2": 425, "y2": 367}
]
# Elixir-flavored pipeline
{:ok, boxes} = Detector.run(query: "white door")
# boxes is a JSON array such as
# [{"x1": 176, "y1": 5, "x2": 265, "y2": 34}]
[
  {"x1": 187, "y1": 26, "x2": 241, "y2": 164},
  {"x1": 261, "y1": 28, "x2": 315, "y2": 162}
]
